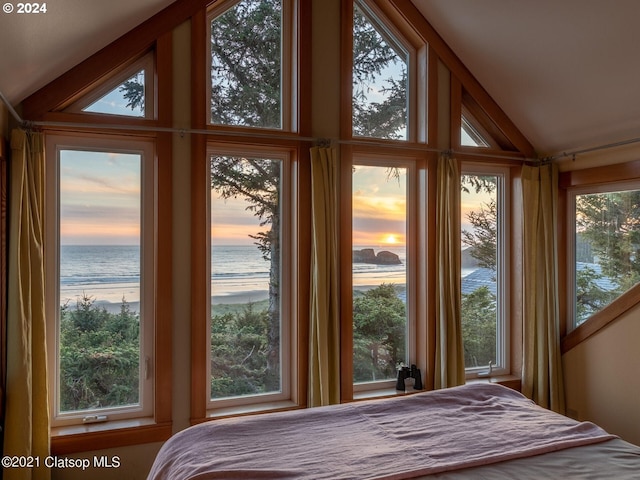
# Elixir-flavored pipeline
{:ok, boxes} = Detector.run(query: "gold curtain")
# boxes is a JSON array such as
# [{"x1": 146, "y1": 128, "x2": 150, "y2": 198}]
[
  {"x1": 4, "y1": 129, "x2": 50, "y2": 480},
  {"x1": 434, "y1": 154, "x2": 465, "y2": 389},
  {"x1": 521, "y1": 163, "x2": 565, "y2": 414},
  {"x1": 308, "y1": 146, "x2": 341, "y2": 406}
]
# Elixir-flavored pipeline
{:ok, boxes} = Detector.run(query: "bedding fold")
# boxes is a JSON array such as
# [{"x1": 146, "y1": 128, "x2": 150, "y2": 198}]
[{"x1": 147, "y1": 383, "x2": 616, "y2": 480}]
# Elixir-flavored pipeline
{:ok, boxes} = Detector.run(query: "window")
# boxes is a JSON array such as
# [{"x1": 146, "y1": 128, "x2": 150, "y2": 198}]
[
  {"x1": 45, "y1": 135, "x2": 155, "y2": 427},
  {"x1": 207, "y1": 146, "x2": 292, "y2": 409},
  {"x1": 570, "y1": 184, "x2": 640, "y2": 327},
  {"x1": 63, "y1": 53, "x2": 155, "y2": 119},
  {"x1": 460, "y1": 168, "x2": 509, "y2": 376},
  {"x1": 207, "y1": 0, "x2": 294, "y2": 130},
  {"x1": 461, "y1": 113, "x2": 491, "y2": 148},
  {"x1": 351, "y1": 160, "x2": 415, "y2": 390},
  {"x1": 352, "y1": 0, "x2": 411, "y2": 140},
  {"x1": 83, "y1": 69, "x2": 146, "y2": 117}
]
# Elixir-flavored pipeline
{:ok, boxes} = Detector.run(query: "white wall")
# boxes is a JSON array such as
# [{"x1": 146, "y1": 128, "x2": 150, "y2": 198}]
[{"x1": 562, "y1": 303, "x2": 640, "y2": 446}]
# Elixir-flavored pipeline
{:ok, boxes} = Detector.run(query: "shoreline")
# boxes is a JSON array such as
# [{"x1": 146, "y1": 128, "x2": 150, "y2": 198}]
[{"x1": 75, "y1": 283, "x2": 408, "y2": 314}]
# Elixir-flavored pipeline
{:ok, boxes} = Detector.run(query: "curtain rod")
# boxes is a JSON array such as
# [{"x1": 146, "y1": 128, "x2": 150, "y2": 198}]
[
  {"x1": 548, "y1": 135, "x2": 640, "y2": 162},
  {"x1": 0, "y1": 88, "x2": 528, "y2": 162},
  {"x1": 8, "y1": 117, "x2": 533, "y2": 162},
  {"x1": 0, "y1": 90, "x2": 25, "y2": 126}
]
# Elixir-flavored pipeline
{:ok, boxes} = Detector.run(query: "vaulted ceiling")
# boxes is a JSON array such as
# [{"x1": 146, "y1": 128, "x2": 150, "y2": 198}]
[{"x1": 2, "y1": 0, "x2": 640, "y2": 157}]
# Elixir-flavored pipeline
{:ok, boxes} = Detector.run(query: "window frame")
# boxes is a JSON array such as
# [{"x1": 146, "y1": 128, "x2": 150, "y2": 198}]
[
  {"x1": 44, "y1": 134, "x2": 156, "y2": 428},
  {"x1": 205, "y1": 143, "x2": 294, "y2": 411},
  {"x1": 62, "y1": 53, "x2": 156, "y2": 120},
  {"x1": 206, "y1": 0, "x2": 296, "y2": 132},
  {"x1": 350, "y1": 0, "x2": 418, "y2": 143},
  {"x1": 566, "y1": 180, "x2": 640, "y2": 331},
  {"x1": 348, "y1": 153, "x2": 418, "y2": 394},
  {"x1": 460, "y1": 163, "x2": 510, "y2": 379}
]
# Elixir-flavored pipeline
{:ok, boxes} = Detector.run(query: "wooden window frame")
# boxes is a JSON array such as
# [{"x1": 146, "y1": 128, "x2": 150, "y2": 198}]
[
  {"x1": 344, "y1": 0, "x2": 430, "y2": 145},
  {"x1": 205, "y1": 0, "x2": 297, "y2": 133},
  {"x1": 61, "y1": 52, "x2": 156, "y2": 120},
  {"x1": 340, "y1": 144, "x2": 431, "y2": 402},
  {"x1": 560, "y1": 161, "x2": 640, "y2": 352},
  {"x1": 460, "y1": 164, "x2": 511, "y2": 379},
  {"x1": 565, "y1": 181, "x2": 640, "y2": 331},
  {"x1": 204, "y1": 143, "x2": 296, "y2": 413},
  {"x1": 44, "y1": 132, "x2": 172, "y2": 454}
]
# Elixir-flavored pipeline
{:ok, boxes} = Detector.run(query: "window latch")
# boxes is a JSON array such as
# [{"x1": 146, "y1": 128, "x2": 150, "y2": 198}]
[{"x1": 82, "y1": 415, "x2": 108, "y2": 424}]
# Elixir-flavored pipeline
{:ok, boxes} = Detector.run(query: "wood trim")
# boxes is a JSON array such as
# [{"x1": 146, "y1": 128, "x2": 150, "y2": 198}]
[
  {"x1": 559, "y1": 158, "x2": 640, "y2": 188},
  {"x1": 461, "y1": 89, "x2": 515, "y2": 152},
  {"x1": 559, "y1": 159, "x2": 640, "y2": 353},
  {"x1": 424, "y1": 152, "x2": 438, "y2": 389},
  {"x1": 0, "y1": 138, "x2": 6, "y2": 423},
  {"x1": 189, "y1": 132, "x2": 208, "y2": 423},
  {"x1": 155, "y1": 28, "x2": 173, "y2": 425},
  {"x1": 389, "y1": 0, "x2": 536, "y2": 158},
  {"x1": 562, "y1": 283, "x2": 640, "y2": 354},
  {"x1": 340, "y1": 0, "x2": 355, "y2": 140},
  {"x1": 21, "y1": 0, "x2": 210, "y2": 119},
  {"x1": 51, "y1": 422, "x2": 172, "y2": 455},
  {"x1": 190, "y1": 8, "x2": 208, "y2": 422},
  {"x1": 450, "y1": 75, "x2": 462, "y2": 149},
  {"x1": 297, "y1": 0, "x2": 312, "y2": 137},
  {"x1": 427, "y1": 48, "x2": 439, "y2": 147},
  {"x1": 295, "y1": 147, "x2": 311, "y2": 406},
  {"x1": 157, "y1": 31, "x2": 174, "y2": 127},
  {"x1": 339, "y1": 144, "x2": 354, "y2": 402}
]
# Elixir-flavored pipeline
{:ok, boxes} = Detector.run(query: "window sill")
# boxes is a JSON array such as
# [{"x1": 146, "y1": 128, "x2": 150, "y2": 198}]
[
  {"x1": 353, "y1": 388, "x2": 424, "y2": 402},
  {"x1": 197, "y1": 400, "x2": 301, "y2": 422},
  {"x1": 51, "y1": 418, "x2": 172, "y2": 455},
  {"x1": 467, "y1": 374, "x2": 521, "y2": 391}
]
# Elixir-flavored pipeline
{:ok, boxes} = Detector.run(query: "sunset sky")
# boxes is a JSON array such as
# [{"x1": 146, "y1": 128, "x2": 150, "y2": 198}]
[
  {"x1": 59, "y1": 149, "x2": 141, "y2": 245},
  {"x1": 60, "y1": 152, "x2": 489, "y2": 247},
  {"x1": 352, "y1": 164, "x2": 407, "y2": 247}
]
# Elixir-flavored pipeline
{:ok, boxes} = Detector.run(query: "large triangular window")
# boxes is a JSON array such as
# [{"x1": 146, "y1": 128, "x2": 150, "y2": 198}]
[
  {"x1": 63, "y1": 54, "x2": 154, "y2": 119},
  {"x1": 352, "y1": 0, "x2": 411, "y2": 141}
]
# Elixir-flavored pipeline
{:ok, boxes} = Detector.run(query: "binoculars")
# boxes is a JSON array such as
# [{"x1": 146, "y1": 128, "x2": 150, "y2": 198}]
[{"x1": 396, "y1": 364, "x2": 423, "y2": 391}]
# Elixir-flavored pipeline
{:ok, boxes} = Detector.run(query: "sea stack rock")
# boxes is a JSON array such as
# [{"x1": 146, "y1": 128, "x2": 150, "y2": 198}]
[
  {"x1": 353, "y1": 248, "x2": 401, "y2": 265},
  {"x1": 353, "y1": 248, "x2": 376, "y2": 263},
  {"x1": 376, "y1": 250, "x2": 402, "y2": 265}
]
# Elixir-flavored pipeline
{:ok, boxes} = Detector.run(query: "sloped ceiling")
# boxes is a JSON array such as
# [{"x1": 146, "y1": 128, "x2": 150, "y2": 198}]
[
  {"x1": 413, "y1": 0, "x2": 640, "y2": 156},
  {"x1": 2, "y1": 1, "x2": 640, "y2": 157},
  {"x1": 0, "y1": 0, "x2": 174, "y2": 106}
]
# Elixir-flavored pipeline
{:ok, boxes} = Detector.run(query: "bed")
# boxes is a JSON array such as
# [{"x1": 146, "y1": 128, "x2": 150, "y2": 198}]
[{"x1": 147, "y1": 383, "x2": 640, "y2": 479}]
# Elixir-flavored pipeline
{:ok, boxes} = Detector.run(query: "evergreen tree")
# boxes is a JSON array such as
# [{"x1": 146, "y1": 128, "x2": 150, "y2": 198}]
[{"x1": 353, "y1": 284, "x2": 406, "y2": 382}]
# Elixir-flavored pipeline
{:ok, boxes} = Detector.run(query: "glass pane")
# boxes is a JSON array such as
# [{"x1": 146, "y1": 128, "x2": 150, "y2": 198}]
[
  {"x1": 461, "y1": 175, "x2": 498, "y2": 369},
  {"x1": 352, "y1": 165, "x2": 408, "y2": 383},
  {"x1": 58, "y1": 150, "x2": 142, "y2": 413},
  {"x1": 461, "y1": 115, "x2": 490, "y2": 147},
  {"x1": 353, "y1": 2, "x2": 408, "y2": 140},
  {"x1": 209, "y1": 0, "x2": 282, "y2": 128},
  {"x1": 83, "y1": 70, "x2": 145, "y2": 117},
  {"x1": 210, "y1": 155, "x2": 282, "y2": 400},
  {"x1": 575, "y1": 189, "x2": 640, "y2": 326}
]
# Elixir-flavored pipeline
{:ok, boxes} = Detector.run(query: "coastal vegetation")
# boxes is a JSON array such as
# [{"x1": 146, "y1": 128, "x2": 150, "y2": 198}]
[{"x1": 59, "y1": 295, "x2": 139, "y2": 411}]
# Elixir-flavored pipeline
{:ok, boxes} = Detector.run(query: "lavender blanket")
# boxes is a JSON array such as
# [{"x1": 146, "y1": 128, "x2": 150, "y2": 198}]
[{"x1": 148, "y1": 384, "x2": 615, "y2": 480}]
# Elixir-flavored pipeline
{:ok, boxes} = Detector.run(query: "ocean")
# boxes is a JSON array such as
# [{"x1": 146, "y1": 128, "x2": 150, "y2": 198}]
[{"x1": 59, "y1": 244, "x2": 408, "y2": 308}]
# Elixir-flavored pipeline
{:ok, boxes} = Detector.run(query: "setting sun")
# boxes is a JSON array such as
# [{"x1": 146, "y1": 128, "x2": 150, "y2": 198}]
[{"x1": 382, "y1": 234, "x2": 399, "y2": 244}]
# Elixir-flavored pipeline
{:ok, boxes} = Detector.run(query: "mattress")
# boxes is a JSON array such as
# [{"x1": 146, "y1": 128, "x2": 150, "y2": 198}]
[{"x1": 147, "y1": 383, "x2": 640, "y2": 479}]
